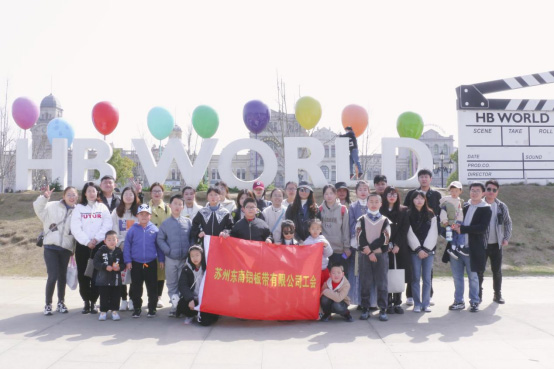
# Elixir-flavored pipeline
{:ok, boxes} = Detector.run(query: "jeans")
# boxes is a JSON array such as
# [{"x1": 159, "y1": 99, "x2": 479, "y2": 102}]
[
  {"x1": 320, "y1": 296, "x2": 349, "y2": 315},
  {"x1": 477, "y1": 243, "x2": 503, "y2": 298},
  {"x1": 411, "y1": 253, "x2": 434, "y2": 308},
  {"x1": 450, "y1": 252, "x2": 480, "y2": 304},
  {"x1": 349, "y1": 148, "x2": 362, "y2": 175},
  {"x1": 43, "y1": 247, "x2": 72, "y2": 305}
]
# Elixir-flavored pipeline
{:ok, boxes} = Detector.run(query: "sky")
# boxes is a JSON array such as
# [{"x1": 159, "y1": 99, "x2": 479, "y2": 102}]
[{"x1": 1, "y1": 0, "x2": 554, "y2": 154}]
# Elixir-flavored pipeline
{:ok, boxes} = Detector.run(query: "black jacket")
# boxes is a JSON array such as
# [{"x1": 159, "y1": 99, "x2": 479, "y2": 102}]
[
  {"x1": 232, "y1": 208, "x2": 265, "y2": 224},
  {"x1": 255, "y1": 198, "x2": 272, "y2": 211},
  {"x1": 404, "y1": 188, "x2": 442, "y2": 218},
  {"x1": 230, "y1": 218, "x2": 272, "y2": 242},
  {"x1": 178, "y1": 260, "x2": 203, "y2": 303},
  {"x1": 460, "y1": 202, "x2": 492, "y2": 273},
  {"x1": 382, "y1": 205, "x2": 412, "y2": 281},
  {"x1": 191, "y1": 206, "x2": 233, "y2": 243},
  {"x1": 285, "y1": 204, "x2": 319, "y2": 242},
  {"x1": 339, "y1": 130, "x2": 358, "y2": 150},
  {"x1": 93, "y1": 245, "x2": 125, "y2": 286}
]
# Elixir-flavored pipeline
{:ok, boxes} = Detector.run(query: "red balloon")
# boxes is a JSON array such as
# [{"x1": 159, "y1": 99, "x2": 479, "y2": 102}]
[{"x1": 92, "y1": 101, "x2": 119, "y2": 136}]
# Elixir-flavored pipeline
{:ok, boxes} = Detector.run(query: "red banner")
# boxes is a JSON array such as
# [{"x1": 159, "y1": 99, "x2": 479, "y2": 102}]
[{"x1": 199, "y1": 236, "x2": 323, "y2": 320}]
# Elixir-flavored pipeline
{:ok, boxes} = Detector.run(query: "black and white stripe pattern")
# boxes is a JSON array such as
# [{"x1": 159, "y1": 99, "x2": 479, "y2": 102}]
[{"x1": 457, "y1": 71, "x2": 554, "y2": 111}]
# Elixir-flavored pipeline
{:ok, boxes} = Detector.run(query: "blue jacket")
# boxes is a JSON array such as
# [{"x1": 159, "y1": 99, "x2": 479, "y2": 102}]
[{"x1": 123, "y1": 222, "x2": 164, "y2": 264}]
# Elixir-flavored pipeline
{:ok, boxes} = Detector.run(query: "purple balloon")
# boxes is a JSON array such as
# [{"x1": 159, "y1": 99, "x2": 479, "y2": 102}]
[
  {"x1": 243, "y1": 100, "x2": 270, "y2": 134},
  {"x1": 12, "y1": 97, "x2": 39, "y2": 130}
]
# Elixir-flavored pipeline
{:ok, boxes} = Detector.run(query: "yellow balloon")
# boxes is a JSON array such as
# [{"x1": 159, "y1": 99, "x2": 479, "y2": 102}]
[{"x1": 295, "y1": 96, "x2": 322, "y2": 130}]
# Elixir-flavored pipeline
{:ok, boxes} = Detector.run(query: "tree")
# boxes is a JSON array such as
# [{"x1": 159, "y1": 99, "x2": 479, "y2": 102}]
[
  {"x1": 446, "y1": 150, "x2": 458, "y2": 185},
  {"x1": 94, "y1": 148, "x2": 136, "y2": 185},
  {"x1": 0, "y1": 80, "x2": 17, "y2": 193}
]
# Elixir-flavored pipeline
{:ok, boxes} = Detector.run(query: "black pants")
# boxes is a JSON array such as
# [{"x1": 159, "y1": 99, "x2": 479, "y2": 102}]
[
  {"x1": 75, "y1": 242, "x2": 100, "y2": 304},
  {"x1": 130, "y1": 260, "x2": 158, "y2": 312},
  {"x1": 328, "y1": 253, "x2": 348, "y2": 272},
  {"x1": 157, "y1": 280, "x2": 164, "y2": 297},
  {"x1": 99, "y1": 286, "x2": 121, "y2": 312},
  {"x1": 43, "y1": 247, "x2": 72, "y2": 305},
  {"x1": 477, "y1": 243, "x2": 503, "y2": 298},
  {"x1": 359, "y1": 252, "x2": 388, "y2": 310},
  {"x1": 388, "y1": 293, "x2": 402, "y2": 307},
  {"x1": 176, "y1": 298, "x2": 219, "y2": 326},
  {"x1": 406, "y1": 269, "x2": 434, "y2": 298},
  {"x1": 120, "y1": 285, "x2": 128, "y2": 300},
  {"x1": 320, "y1": 296, "x2": 349, "y2": 315}
]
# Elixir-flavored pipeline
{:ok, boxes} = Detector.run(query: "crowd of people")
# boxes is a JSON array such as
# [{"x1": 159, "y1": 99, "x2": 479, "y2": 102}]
[{"x1": 33, "y1": 169, "x2": 512, "y2": 325}]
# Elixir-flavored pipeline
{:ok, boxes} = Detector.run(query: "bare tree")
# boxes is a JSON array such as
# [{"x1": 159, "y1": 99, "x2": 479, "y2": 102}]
[{"x1": 0, "y1": 80, "x2": 18, "y2": 193}]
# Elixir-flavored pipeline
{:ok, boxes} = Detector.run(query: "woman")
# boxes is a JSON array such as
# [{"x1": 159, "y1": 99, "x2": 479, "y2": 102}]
[
  {"x1": 262, "y1": 188, "x2": 287, "y2": 244},
  {"x1": 232, "y1": 189, "x2": 264, "y2": 223},
  {"x1": 407, "y1": 190, "x2": 438, "y2": 313},
  {"x1": 111, "y1": 186, "x2": 140, "y2": 311},
  {"x1": 282, "y1": 181, "x2": 297, "y2": 208},
  {"x1": 285, "y1": 181, "x2": 318, "y2": 242},
  {"x1": 148, "y1": 182, "x2": 171, "y2": 309},
  {"x1": 70, "y1": 182, "x2": 112, "y2": 314},
  {"x1": 33, "y1": 185, "x2": 78, "y2": 315},
  {"x1": 191, "y1": 187, "x2": 233, "y2": 242},
  {"x1": 380, "y1": 186, "x2": 411, "y2": 314},
  {"x1": 318, "y1": 185, "x2": 350, "y2": 271},
  {"x1": 335, "y1": 181, "x2": 351, "y2": 207},
  {"x1": 214, "y1": 181, "x2": 237, "y2": 213}
]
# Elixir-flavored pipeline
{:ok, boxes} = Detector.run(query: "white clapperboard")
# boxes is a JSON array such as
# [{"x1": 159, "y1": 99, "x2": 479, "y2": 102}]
[{"x1": 456, "y1": 71, "x2": 554, "y2": 185}]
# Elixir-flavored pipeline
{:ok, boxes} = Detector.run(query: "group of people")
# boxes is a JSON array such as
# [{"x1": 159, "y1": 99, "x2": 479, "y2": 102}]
[{"x1": 33, "y1": 169, "x2": 512, "y2": 325}]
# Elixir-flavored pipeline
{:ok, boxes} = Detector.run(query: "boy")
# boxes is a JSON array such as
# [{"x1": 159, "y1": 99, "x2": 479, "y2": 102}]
[
  {"x1": 440, "y1": 181, "x2": 465, "y2": 260},
  {"x1": 158, "y1": 195, "x2": 193, "y2": 317},
  {"x1": 357, "y1": 193, "x2": 391, "y2": 321},
  {"x1": 124, "y1": 204, "x2": 165, "y2": 318},
  {"x1": 229, "y1": 197, "x2": 272, "y2": 241},
  {"x1": 320, "y1": 264, "x2": 353, "y2": 322},
  {"x1": 93, "y1": 230, "x2": 126, "y2": 321}
]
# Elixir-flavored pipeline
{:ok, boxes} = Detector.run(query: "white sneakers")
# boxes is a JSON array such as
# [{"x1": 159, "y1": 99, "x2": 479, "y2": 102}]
[
  {"x1": 100, "y1": 311, "x2": 121, "y2": 321},
  {"x1": 406, "y1": 298, "x2": 414, "y2": 306},
  {"x1": 120, "y1": 300, "x2": 128, "y2": 311},
  {"x1": 127, "y1": 300, "x2": 134, "y2": 310},
  {"x1": 112, "y1": 311, "x2": 121, "y2": 321},
  {"x1": 98, "y1": 312, "x2": 107, "y2": 321},
  {"x1": 184, "y1": 317, "x2": 194, "y2": 325},
  {"x1": 157, "y1": 297, "x2": 164, "y2": 308}
]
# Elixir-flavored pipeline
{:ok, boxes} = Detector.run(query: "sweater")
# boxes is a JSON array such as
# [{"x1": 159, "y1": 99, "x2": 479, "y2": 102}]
[
  {"x1": 321, "y1": 276, "x2": 351, "y2": 305},
  {"x1": 123, "y1": 221, "x2": 164, "y2": 264},
  {"x1": 302, "y1": 235, "x2": 333, "y2": 270},
  {"x1": 318, "y1": 202, "x2": 350, "y2": 254},
  {"x1": 407, "y1": 215, "x2": 438, "y2": 254},
  {"x1": 70, "y1": 201, "x2": 112, "y2": 246},
  {"x1": 33, "y1": 196, "x2": 75, "y2": 252},
  {"x1": 157, "y1": 216, "x2": 193, "y2": 260},
  {"x1": 440, "y1": 196, "x2": 464, "y2": 224}
]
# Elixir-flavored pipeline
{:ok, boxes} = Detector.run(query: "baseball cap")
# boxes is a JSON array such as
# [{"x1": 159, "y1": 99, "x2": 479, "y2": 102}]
[
  {"x1": 253, "y1": 181, "x2": 264, "y2": 189},
  {"x1": 448, "y1": 181, "x2": 462, "y2": 189},
  {"x1": 298, "y1": 181, "x2": 313, "y2": 192},
  {"x1": 334, "y1": 181, "x2": 348, "y2": 190},
  {"x1": 137, "y1": 204, "x2": 152, "y2": 214}
]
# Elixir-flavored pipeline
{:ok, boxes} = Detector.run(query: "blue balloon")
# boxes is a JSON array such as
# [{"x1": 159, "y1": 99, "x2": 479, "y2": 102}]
[
  {"x1": 147, "y1": 107, "x2": 174, "y2": 140},
  {"x1": 47, "y1": 118, "x2": 75, "y2": 147},
  {"x1": 243, "y1": 100, "x2": 270, "y2": 134}
]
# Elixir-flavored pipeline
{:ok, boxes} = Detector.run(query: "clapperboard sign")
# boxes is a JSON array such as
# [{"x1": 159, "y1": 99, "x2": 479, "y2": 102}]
[{"x1": 456, "y1": 71, "x2": 554, "y2": 184}]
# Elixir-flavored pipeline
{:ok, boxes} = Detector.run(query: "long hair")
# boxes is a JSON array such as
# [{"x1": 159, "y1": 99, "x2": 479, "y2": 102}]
[
  {"x1": 116, "y1": 186, "x2": 140, "y2": 218},
  {"x1": 79, "y1": 182, "x2": 102, "y2": 206},
  {"x1": 380, "y1": 186, "x2": 401, "y2": 214},
  {"x1": 407, "y1": 190, "x2": 434, "y2": 228},
  {"x1": 215, "y1": 181, "x2": 230, "y2": 199},
  {"x1": 235, "y1": 189, "x2": 254, "y2": 210},
  {"x1": 289, "y1": 187, "x2": 318, "y2": 218}
]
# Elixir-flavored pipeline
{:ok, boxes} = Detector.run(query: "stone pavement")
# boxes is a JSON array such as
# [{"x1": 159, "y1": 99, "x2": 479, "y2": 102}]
[{"x1": 0, "y1": 276, "x2": 553, "y2": 369}]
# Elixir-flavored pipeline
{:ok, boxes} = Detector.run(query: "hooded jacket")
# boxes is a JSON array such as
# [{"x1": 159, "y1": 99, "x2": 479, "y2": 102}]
[
  {"x1": 93, "y1": 245, "x2": 125, "y2": 286},
  {"x1": 70, "y1": 201, "x2": 112, "y2": 246},
  {"x1": 33, "y1": 195, "x2": 75, "y2": 252},
  {"x1": 318, "y1": 202, "x2": 350, "y2": 254},
  {"x1": 123, "y1": 221, "x2": 164, "y2": 264}
]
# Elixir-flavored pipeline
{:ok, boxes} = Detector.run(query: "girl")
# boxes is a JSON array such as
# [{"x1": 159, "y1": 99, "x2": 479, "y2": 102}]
[
  {"x1": 232, "y1": 189, "x2": 264, "y2": 223},
  {"x1": 214, "y1": 181, "x2": 237, "y2": 213},
  {"x1": 280, "y1": 220, "x2": 299, "y2": 245},
  {"x1": 148, "y1": 182, "x2": 171, "y2": 309},
  {"x1": 407, "y1": 190, "x2": 438, "y2": 313},
  {"x1": 191, "y1": 187, "x2": 233, "y2": 242},
  {"x1": 111, "y1": 186, "x2": 140, "y2": 311},
  {"x1": 301, "y1": 219, "x2": 333, "y2": 286},
  {"x1": 282, "y1": 181, "x2": 297, "y2": 208},
  {"x1": 70, "y1": 182, "x2": 112, "y2": 314},
  {"x1": 335, "y1": 182, "x2": 351, "y2": 207},
  {"x1": 285, "y1": 181, "x2": 319, "y2": 241},
  {"x1": 318, "y1": 185, "x2": 350, "y2": 271},
  {"x1": 262, "y1": 188, "x2": 287, "y2": 244},
  {"x1": 380, "y1": 186, "x2": 411, "y2": 314},
  {"x1": 33, "y1": 185, "x2": 77, "y2": 315}
]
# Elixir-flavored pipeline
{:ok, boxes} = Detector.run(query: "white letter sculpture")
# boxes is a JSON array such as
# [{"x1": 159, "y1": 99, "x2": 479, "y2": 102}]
[
  {"x1": 72, "y1": 139, "x2": 116, "y2": 189},
  {"x1": 381, "y1": 138, "x2": 433, "y2": 188},
  {"x1": 284, "y1": 137, "x2": 327, "y2": 187},
  {"x1": 16, "y1": 138, "x2": 68, "y2": 191}
]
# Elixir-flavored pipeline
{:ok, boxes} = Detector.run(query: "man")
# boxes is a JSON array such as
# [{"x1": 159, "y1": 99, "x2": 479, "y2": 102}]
[
  {"x1": 339, "y1": 126, "x2": 363, "y2": 180},
  {"x1": 181, "y1": 186, "x2": 201, "y2": 220},
  {"x1": 373, "y1": 175, "x2": 388, "y2": 197},
  {"x1": 228, "y1": 198, "x2": 271, "y2": 242},
  {"x1": 450, "y1": 183, "x2": 492, "y2": 313},
  {"x1": 478, "y1": 179, "x2": 512, "y2": 304},
  {"x1": 403, "y1": 169, "x2": 442, "y2": 305},
  {"x1": 99, "y1": 176, "x2": 143, "y2": 213}
]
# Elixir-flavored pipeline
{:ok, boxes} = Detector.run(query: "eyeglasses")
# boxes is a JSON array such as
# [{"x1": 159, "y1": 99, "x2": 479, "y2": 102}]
[
  {"x1": 299, "y1": 188, "x2": 310, "y2": 193},
  {"x1": 470, "y1": 189, "x2": 482, "y2": 193},
  {"x1": 486, "y1": 188, "x2": 498, "y2": 193},
  {"x1": 387, "y1": 193, "x2": 398, "y2": 197},
  {"x1": 282, "y1": 230, "x2": 294, "y2": 235},
  {"x1": 152, "y1": 190, "x2": 163, "y2": 194},
  {"x1": 244, "y1": 206, "x2": 257, "y2": 210}
]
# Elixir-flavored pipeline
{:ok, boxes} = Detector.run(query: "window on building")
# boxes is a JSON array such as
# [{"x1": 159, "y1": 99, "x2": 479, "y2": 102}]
[
  {"x1": 171, "y1": 169, "x2": 176, "y2": 180},
  {"x1": 434, "y1": 144, "x2": 439, "y2": 155},
  {"x1": 321, "y1": 165, "x2": 330, "y2": 180},
  {"x1": 331, "y1": 165, "x2": 336, "y2": 182},
  {"x1": 324, "y1": 145, "x2": 329, "y2": 158},
  {"x1": 443, "y1": 145, "x2": 449, "y2": 155},
  {"x1": 331, "y1": 145, "x2": 335, "y2": 158}
]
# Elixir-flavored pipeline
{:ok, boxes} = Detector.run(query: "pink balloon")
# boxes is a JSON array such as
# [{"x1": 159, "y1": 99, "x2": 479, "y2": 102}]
[{"x1": 12, "y1": 97, "x2": 39, "y2": 130}]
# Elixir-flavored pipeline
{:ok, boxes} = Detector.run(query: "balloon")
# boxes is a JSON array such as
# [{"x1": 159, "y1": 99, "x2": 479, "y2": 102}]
[
  {"x1": 243, "y1": 100, "x2": 270, "y2": 134},
  {"x1": 192, "y1": 105, "x2": 219, "y2": 138},
  {"x1": 147, "y1": 107, "x2": 174, "y2": 140},
  {"x1": 295, "y1": 96, "x2": 321, "y2": 130},
  {"x1": 47, "y1": 118, "x2": 75, "y2": 147},
  {"x1": 12, "y1": 97, "x2": 39, "y2": 130},
  {"x1": 92, "y1": 101, "x2": 119, "y2": 136},
  {"x1": 396, "y1": 111, "x2": 424, "y2": 139},
  {"x1": 341, "y1": 104, "x2": 368, "y2": 137}
]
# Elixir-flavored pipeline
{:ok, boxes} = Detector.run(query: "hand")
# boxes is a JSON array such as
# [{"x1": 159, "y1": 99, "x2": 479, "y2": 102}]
[
  {"x1": 132, "y1": 179, "x2": 143, "y2": 194},
  {"x1": 113, "y1": 264, "x2": 120, "y2": 271},
  {"x1": 188, "y1": 300, "x2": 195, "y2": 310},
  {"x1": 198, "y1": 231, "x2": 205, "y2": 238},
  {"x1": 502, "y1": 240, "x2": 509, "y2": 247},
  {"x1": 418, "y1": 250, "x2": 428, "y2": 259},
  {"x1": 451, "y1": 224, "x2": 461, "y2": 234},
  {"x1": 220, "y1": 231, "x2": 229, "y2": 238},
  {"x1": 106, "y1": 265, "x2": 113, "y2": 272},
  {"x1": 392, "y1": 245, "x2": 399, "y2": 254},
  {"x1": 159, "y1": 262, "x2": 165, "y2": 269},
  {"x1": 265, "y1": 238, "x2": 273, "y2": 244},
  {"x1": 369, "y1": 253, "x2": 377, "y2": 262},
  {"x1": 87, "y1": 241, "x2": 96, "y2": 249},
  {"x1": 126, "y1": 263, "x2": 132, "y2": 270},
  {"x1": 344, "y1": 248, "x2": 352, "y2": 258},
  {"x1": 362, "y1": 246, "x2": 370, "y2": 255},
  {"x1": 43, "y1": 185, "x2": 53, "y2": 199}
]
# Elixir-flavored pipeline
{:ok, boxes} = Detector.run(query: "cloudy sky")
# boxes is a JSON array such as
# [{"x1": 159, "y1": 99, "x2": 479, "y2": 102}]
[{"x1": 1, "y1": 0, "x2": 553, "y2": 153}]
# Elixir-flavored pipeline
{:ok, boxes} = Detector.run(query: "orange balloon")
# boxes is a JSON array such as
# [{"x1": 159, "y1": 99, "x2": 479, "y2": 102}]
[{"x1": 341, "y1": 104, "x2": 368, "y2": 137}]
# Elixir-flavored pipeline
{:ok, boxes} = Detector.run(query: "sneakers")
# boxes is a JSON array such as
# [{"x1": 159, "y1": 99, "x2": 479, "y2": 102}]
[
  {"x1": 359, "y1": 308, "x2": 370, "y2": 320},
  {"x1": 470, "y1": 302, "x2": 479, "y2": 312},
  {"x1": 184, "y1": 316, "x2": 194, "y2": 325},
  {"x1": 168, "y1": 310, "x2": 176, "y2": 317},
  {"x1": 493, "y1": 294, "x2": 505, "y2": 304},
  {"x1": 127, "y1": 300, "x2": 134, "y2": 311},
  {"x1": 90, "y1": 302, "x2": 98, "y2": 314},
  {"x1": 56, "y1": 302, "x2": 68, "y2": 313},
  {"x1": 394, "y1": 305, "x2": 404, "y2": 314},
  {"x1": 378, "y1": 310, "x2": 388, "y2": 322},
  {"x1": 423, "y1": 306, "x2": 432, "y2": 312},
  {"x1": 171, "y1": 294, "x2": 180, "y2": 309},
  {"x1": 413, "y1": 306, "x2": 421, "y2": 313},
  {"x1": 320, "y1": 313, "x2": 331, "y2": 322},
  {"x1": 112, "y1": 311, "x2": 121, "y2": 321},
  {"x1": 98, "y1": 312, "x2": 107, "y2": 321},
  {"x1": 44, "y1": 304, "x2": 53, "y2": 316},
  {"x1": 120, "y1": 300, "x2": 128, "y2": 311},
  {"x1": 458, "y1": 245, "x2": 469, "y2": 257},
  {"x1": 132, "y1": 308, "x2": 142, "y2": 318},
  {"x1": 446, "y1": 247, "x2": 460, "y2": 260},
  {"x1": 147, "y1": 310, "x2": 157, "y2": 318},
  {"x1": 81, "y1": 301, "x2": 91, "y2": 314},
  {"x1": 386, "y1": 306, "x2": 395, "y2": 314},
  {"x1": 343, "y1": 312, "x2": 354, "y2": 322},
  {"x1": 449, "y1": 301, "x2": 465, "y2": 310},
  {"x1": 157, "y1": 297, "x2": 164, "y2": 308},
  {"x1": 406, "y1": 297, "x2": 414, "y2": 306}
]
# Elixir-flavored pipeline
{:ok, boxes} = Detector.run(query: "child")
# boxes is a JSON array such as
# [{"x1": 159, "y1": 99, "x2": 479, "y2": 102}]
[
  {"x1": 174, "y1": 245, "x2": 219, "y2": 326},
  {"x1": 440, "y1": 181, "x2": 465, "y2": 260},
  {"x1": 357, "y1": 193, "x2": 391, "y2": 322},
  {"x1": 301, "y1": 219, "x2": 333, "y2": 285},
  {"x1": 93, "y1": 230, "x2": 126, "y2": 321},
  {"x1": 124, "y1": 204, "x2": 165, "y2": 318},
  {"x1": 280, "y1": 220, "x2": 299, "y2": 245},
  {"x1": 320, "y1": 264, "x2": 353, "y2": 322}
]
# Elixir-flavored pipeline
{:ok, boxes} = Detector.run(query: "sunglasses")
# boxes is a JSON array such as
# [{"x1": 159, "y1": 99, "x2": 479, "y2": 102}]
[
  {"x1": 486, "y1": 188, "x2": 498, "y2": 193},
  {"x1": 299, "y1": 188, "x2": 310, "y2": 193}
]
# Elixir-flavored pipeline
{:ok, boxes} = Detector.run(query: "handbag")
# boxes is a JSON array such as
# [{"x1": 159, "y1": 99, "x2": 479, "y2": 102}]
[
  {"x1": 84, "y1": 250, "x2": 95, "y2": 278},
  {"x1": 66, "y1": 256, "x2": 78, "y2": 290},
  {"x1": 36, "y1": 232, "x2": 45, "y2": 247},
  {"x1": 387, "y1": 253, "x2": 405, "y2": 294},
  {"x1": 36, "y1": 208, "x2": 73, "y2": 248}
]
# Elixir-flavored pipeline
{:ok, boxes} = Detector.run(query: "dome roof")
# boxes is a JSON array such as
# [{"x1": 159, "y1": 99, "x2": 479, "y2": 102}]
[
  {"x1": 173, "y1": 125, "x2": 182, "y2": 132},
  {"x1": 40, "y1": 94, "x2": 61, "y2": 109}
]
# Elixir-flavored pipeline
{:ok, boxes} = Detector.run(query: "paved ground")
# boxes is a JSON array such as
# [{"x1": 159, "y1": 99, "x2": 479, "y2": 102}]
[{"x1": 1, "y1": 276, "x2": 553, "y2": 369}]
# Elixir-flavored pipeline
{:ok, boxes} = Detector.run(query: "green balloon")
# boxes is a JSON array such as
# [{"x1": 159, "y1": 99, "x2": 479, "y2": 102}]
[
  {"x1": 396, "y1": 111, "x2": 424, "y2": 139},
  {"x1": 192, "y1": 105, "x2": 219, "y2": 138}
]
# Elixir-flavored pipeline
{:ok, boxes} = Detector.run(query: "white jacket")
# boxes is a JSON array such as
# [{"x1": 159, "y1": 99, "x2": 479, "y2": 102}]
[
  {"x1": 33, "y1": 195, "x2": 75, "y2": 252},
  {"x1": 71, "y1": 201, "x2": 112, "y2": 246},
  {"x1": 262, "y1": 205, "x2": 287, "y2": 244},
  {"x1": 181, "y1": 202, "x2": 201, "y2": 220}
]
